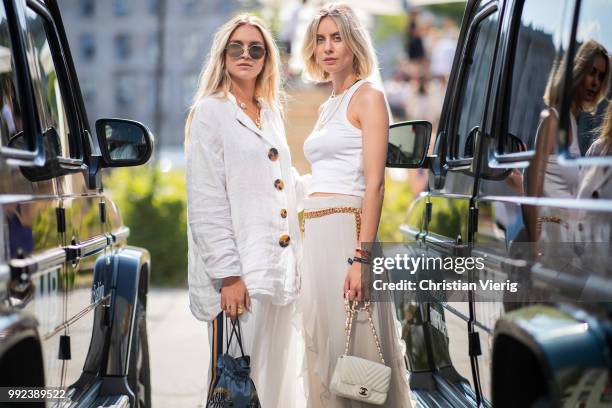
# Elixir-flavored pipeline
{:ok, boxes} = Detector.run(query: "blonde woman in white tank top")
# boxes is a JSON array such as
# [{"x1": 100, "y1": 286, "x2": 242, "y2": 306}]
[{"x1": 299, "y1": 4, "x2": 412, "y2": 407}]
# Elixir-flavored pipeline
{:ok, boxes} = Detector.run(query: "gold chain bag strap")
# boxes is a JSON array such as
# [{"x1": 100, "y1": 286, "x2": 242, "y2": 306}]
[{"x1": 329, "y1": 298, "x2": 392, "y2": 405}]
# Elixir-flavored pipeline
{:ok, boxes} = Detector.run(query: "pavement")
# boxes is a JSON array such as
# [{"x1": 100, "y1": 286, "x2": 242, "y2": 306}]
[{"x1": 148, "y1": 288, "x2": 209, "y2": 408}]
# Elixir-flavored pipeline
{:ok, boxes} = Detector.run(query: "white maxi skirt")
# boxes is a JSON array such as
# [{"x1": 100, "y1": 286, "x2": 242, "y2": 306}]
[
  {"x1": 300, "y1": 196, "x2": 412, "y2": 407},
  {"x1": 206, "y1": 297, "x2": 305, "y2": 408}
]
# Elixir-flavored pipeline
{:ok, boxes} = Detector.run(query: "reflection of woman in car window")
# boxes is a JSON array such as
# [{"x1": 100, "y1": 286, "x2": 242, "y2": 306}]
[
  {"x1": 576, "y1": 103, "x2": 612, "y2": 257},
  {"x1": 528, "y1": 40, "x2": 610, "y2": 241},
  {"x1": 578, "y1": 102, "x2": 612, "y2": 200},
  {"x1": 536, "y1": 40, "x2": 610, "y2": 196},
  {"x1": 586, "y1": 101, "x2": 612, "y2": 157}
]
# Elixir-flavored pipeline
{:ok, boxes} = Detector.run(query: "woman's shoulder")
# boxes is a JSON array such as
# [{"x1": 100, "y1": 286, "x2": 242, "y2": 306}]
[
  {"x1": 192, "y1": 94, "x2": 233, "y2": 122},
  {"x1": 586, "y1": 138, "x2": 607, "y2": 157},
  {"x1": 350, "y1": 81, "x2": 387, "y2": 118},
  {"x1": 353, "y1": 81, "x2": 385, "y2": 104}
]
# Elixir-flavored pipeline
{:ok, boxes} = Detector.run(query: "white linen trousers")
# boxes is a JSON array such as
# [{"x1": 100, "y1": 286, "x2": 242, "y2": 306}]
[
  {"x1": 206, "y1": 297, "x2": 306, "y2": 408},
  {"x1": 299, "y1": 195, "x2": 412, "y2": 407}
]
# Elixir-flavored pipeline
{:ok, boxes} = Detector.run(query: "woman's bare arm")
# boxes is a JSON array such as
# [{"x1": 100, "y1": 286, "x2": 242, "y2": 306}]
[{"x1": 343, "y1": 84, "x2": 388, "y2": 301}]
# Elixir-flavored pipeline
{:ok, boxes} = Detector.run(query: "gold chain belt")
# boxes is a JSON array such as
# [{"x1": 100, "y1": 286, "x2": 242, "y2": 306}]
[
  {"x1": 301, "y1": 206, "x2": 362, "y2": 239},
  {"x1": 536, "y1": 215, "x2": 569, "y2": 229}
]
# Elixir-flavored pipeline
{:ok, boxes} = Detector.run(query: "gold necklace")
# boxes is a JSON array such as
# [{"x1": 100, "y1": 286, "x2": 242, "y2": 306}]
[
  {"x1": 236, "y1": 96, "x2": 262, "y2": 130},
  {"x1": 314, "y1": 79, "x2": 360, "y2": 131},
  {"x1": 314, "y1": 90, "x2": 348, "y2": 131}
]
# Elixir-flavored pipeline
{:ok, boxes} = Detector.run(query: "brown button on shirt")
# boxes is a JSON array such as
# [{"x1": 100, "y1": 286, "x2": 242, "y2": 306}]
[
  {"x1": 268, "y1": 147, "x2": 279, "y2": 161},
  {"x1": 279, "y1": 234, "x2": 290, "y2": 247},
  {"x1": 274, "y1": 179, "x2": 285, "y2": 191}
]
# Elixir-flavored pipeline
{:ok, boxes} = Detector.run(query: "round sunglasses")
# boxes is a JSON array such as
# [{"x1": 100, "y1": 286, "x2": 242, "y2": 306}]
[{"x1": 225, "y1": 42, "x2": 266, "y2": 60}]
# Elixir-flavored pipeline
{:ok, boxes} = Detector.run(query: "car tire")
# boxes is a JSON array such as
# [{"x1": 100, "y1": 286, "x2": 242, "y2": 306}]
[{"x1": 128, "y1": 300, "x2": 151, "y2": 408}]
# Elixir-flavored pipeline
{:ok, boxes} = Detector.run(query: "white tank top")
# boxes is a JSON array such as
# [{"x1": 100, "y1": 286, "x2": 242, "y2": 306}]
[{"x1": 304, "y1": 80, "x2": 368, "y2": 197}]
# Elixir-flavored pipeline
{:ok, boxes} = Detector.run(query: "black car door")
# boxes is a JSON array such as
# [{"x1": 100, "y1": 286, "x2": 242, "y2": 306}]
[
  {"x1": 407, "y1": 0, "x2": 502, "y2": 405},
  {"x1": 18, "y1": 0, "x2": 109, "y2": 395}
]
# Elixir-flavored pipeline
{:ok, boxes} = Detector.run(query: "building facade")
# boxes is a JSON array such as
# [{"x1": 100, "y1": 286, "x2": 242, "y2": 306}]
[{"x1": 59, "y1": 0, "x2": 248, "y2": 149}]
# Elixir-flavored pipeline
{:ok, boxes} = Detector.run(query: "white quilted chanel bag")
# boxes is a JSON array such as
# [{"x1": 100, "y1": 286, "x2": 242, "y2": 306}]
[{"x1": 330, "y1": 300, "x2": 391, "y2": 405}]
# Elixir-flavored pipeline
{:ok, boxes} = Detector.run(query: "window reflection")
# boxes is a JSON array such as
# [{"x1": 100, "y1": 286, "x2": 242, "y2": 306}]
[
  {"x1": 453, "y1": 11, "x2": 498, "y2": 159},
  {"x1": 575, "y1": 0, "x2": 612, "y2": 157},
  {"x1": 506, "y1": 0, "x2": 571, "y2": 152},
  {"x1": 0, "y1": 5, "x2": 24, "y2": 150},
  {"x1": 25, "y1": 7, "x2": 70, "y2": 158},
  {"x1": 114, "y1": 33, "x2": 132, "y2": 60}
]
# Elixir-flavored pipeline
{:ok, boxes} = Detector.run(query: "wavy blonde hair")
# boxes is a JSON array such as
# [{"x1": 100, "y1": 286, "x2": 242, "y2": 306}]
[
  {"x1": 544, "y1": 39, "x2": 610, "y2": 114},
  {"x1": 184, "y1": 14, "x2": 283, "y2": 144},
  {"x1": 591, "y1": 102, "x2": 612, "y2": 155},
  {"x1": 301, "y1": 2, "x2": 377, "y2": 82}
]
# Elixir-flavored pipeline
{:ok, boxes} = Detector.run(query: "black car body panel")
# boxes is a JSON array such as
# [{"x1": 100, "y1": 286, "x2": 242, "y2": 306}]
[
  {"x1": 0, "y1": 0, "x2": 153, "y2": 406},
  {"x1": 388, "y1": 0, "x2": 612, "y2": 406}
]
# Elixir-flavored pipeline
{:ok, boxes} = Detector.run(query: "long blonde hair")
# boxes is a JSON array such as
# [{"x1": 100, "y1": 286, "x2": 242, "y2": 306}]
[
  {"x1": 301, "y1": 2, "x2": 377, "y2": 82},
  {"x1": 184, "y1": 14, "x2": 283, "y2": 144},
  {"x1": 544, "y1": 39, "x2": 610, "y2": 114},
  {"x1": 591, "y1": 102, "x2": 612, "y2": 155}
]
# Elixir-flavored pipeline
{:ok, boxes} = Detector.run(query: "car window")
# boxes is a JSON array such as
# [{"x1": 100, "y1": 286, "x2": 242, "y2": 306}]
[
  {"x1": 573, "y1": 0, "x2": 611, "y2": 158},
  {"x1": 504, "y1": 0, "x2": 573, "y2": 153},
  {"x1": 23, "y1": 7, "x2": 71, "y2": 158},
  {"x1": 451, "y1": 8, "x2": 499, "y2": 160},
  {"x1": 0, "y1": 4, "x2": 26, "y2": 151}
]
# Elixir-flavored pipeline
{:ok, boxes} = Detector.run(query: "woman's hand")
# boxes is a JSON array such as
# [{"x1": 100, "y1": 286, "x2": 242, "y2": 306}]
[
  {"x1": 220, "y1": 276, "x2": 251, "y2": 319},
  {"x1": 344, "y1": 262, "x2": 363, "y2": 302}
]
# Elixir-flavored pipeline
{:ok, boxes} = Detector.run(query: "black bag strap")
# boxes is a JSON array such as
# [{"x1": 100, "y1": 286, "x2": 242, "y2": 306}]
[
  {"x1": 207, "y1": 312, "x2": 224, "y2": 400},
  {"x1": 225, "y1": 315, "x2": 246, "y2": 358}
]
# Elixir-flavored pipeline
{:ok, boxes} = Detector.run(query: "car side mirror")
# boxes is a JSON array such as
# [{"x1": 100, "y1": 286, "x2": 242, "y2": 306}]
[
  {"x1": 95, "y1": 118, "x2": 154, "y2": 167},
  {"x1": 386, "y1": 120, "x2": 431, "y2": 168}
]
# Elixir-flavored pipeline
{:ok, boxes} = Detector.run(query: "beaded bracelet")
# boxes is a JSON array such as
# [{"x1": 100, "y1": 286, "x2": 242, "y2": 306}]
[
  {"x1": 347, "y1": 256, "x2": 372, "y2": 266},
  {"x1": 355, "y1": 248, "x2": 372, "y2": 258}
]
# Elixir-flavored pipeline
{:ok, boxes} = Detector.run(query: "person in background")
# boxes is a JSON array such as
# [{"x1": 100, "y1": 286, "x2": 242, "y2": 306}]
[
  {"x1": 430, "y1": 17, "x2": 457, "y2": 87},
  {"x1": 280, "y1": 0, "x2": 307, "y2": 57},
  {"x1": 405, "y1": 9, "x2": 425, "y2": 64}
]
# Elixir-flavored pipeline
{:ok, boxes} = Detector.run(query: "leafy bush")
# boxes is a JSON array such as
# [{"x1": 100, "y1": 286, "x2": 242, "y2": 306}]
[
  {"x1": 379, "y1": 176, "x2": 413, "y2": 242},
  {"x1": 104, "y1": 167, "x2": 187, "y2": 286}
]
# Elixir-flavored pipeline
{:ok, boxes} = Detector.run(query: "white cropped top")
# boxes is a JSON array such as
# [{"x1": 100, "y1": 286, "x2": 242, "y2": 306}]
[{"x1": 304, "y1": 80, "x2": 368, "y2": 197}]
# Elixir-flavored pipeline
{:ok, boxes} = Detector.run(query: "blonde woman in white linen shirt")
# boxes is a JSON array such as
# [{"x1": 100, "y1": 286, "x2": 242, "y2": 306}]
[
  {"x1": 300, "y1": 3, "x2": 412, "y2": 407},
  {"x1": 184, "y1": 14, "x2": 308, "y2": 407}
]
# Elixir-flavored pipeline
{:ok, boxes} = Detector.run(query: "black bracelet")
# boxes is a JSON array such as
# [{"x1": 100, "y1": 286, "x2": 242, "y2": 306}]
[{"x1": 352, "y1": 256, "x2": 372, "y2": 265}]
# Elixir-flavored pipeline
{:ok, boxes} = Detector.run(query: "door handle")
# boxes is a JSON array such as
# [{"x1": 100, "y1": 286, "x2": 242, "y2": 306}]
[
  {"x1": 424, "y1": 233, "x2": 469, "y2": 256},
  {"x1": 65, "y1": 235, "x2": 109, "y2": 261},
  {"x1": 110, "y1": 226, "x2": 130, "y2": 245},
  {"x1": 9, "y1": 247, "x2": 66, "y2": 281},
  {"x1": 400, "y1": 224, "x2": 423, "y2": 241}
]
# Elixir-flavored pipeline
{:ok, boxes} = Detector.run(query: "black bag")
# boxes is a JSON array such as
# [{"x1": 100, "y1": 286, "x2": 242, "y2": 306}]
[{"x1": 206, "y1": 313, "x2": 261, "y2": 408}]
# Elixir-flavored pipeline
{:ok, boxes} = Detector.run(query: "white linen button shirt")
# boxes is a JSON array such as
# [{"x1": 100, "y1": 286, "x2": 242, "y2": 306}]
[{"x1": 186, "y1": 93, "x2": 310, "y2": 322}]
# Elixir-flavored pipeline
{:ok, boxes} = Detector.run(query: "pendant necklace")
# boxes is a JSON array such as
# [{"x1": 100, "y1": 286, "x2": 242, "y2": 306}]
[
  {"x1": 235, "y1": 94, "x2": 262, "y2": 130},
  {"x1": 314, "y1": 78, "x2": 360, "y2": 132}
]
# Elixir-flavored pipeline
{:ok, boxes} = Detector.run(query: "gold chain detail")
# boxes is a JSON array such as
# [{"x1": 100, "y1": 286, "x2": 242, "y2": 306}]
[
  {"x1": 536, "y1": 215, "x2": 569, "y2": 230},
  {"x1": 343, "y1": 299, "x2": 385, "y2": 364},
  {"x1": 301, "y1": 206, "x2": 361, "y2": 239}
]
